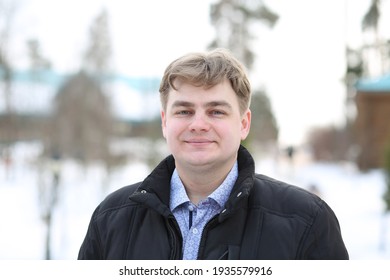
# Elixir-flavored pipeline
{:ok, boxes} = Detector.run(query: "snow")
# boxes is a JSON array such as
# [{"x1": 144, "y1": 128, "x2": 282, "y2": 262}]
[{"x1": 1, "y1": 141, "x2": 389, "y2": 260}]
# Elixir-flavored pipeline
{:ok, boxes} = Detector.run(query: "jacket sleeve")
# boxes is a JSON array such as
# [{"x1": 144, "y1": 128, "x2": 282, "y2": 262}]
[
  {"x1": 300, "y1": 200, "x2": 349, "y2": 259},
  {"x1": 78, "y1": 207, "x2": 103, "y2": 260}
]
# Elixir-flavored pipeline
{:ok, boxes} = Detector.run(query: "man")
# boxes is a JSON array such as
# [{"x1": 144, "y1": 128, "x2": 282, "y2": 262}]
[{"x1": 78, "y1": 49, "x2": 349, "y2": 260}]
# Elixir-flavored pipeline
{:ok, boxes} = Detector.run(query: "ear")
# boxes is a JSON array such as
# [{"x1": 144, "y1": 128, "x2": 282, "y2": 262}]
[
  {"x1": 161, "y1": 110, "x2": 167, "y2": 139},
  {"x1": 240, "y1": 109, "x2": 251, "y2": 141}
]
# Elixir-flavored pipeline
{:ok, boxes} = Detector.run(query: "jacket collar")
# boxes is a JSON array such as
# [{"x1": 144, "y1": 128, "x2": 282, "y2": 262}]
[
  {"x1": 219, "y1": 145, "x2": 255, "y2": 222},
  {"x1": 129, "y1": 145, "x2": 256, "y2": 220}
]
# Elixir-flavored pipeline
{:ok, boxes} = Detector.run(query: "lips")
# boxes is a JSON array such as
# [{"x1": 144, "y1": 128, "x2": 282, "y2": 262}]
[
  {"x1": 187, "y1": 139, "x2": 212, "y2": 143},
  {"x1": 184, "y1": 139, "x2": 215, "y2": 145}
]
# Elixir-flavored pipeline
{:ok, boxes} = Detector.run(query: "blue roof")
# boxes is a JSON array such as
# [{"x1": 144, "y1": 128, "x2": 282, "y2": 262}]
[
  {"x1": 0, "y1": 67, "x2": 162, "y2": 118},
  {"x1": 355, "y1": 74, "x2": 390, "y2": 92},
  {"x1": 0, "y1": 67, "x2": 160, "y2": 92},
  {"x1": 0, "y1": 68, "x2": 67, "y2": 87}
]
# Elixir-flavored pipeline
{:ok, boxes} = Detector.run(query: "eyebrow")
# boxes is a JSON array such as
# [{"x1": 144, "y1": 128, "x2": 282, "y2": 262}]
[
  {"x1": 171, "y1": 101, "x2": 194, "y2": 108},
  {"x1": 171, "y1": 100, "x2": 233, "y2": 110}
]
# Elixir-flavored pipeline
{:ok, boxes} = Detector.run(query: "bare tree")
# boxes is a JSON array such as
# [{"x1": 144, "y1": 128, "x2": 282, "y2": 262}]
[
  {"x1": 26, "y1": 38, "x2": 52, "y2": 139},
  {"x1": 0, "y1": 0, "x2": 17, "y2": 114},
  {"x1": 49, "y1": 71, "x2": 113, "y2": 164},
  {"x1": 361, "y1": 0, "x2": 389, "y2": 76},
  {"x1": 247, "y1": 89, "x2": 279, "y2": 147},
  {"x1": 25, "y1": 38, "x2": 60, "y2": 259},
  {"x1": 83, "y1": 7, "x2": 112, "y2": 76},
  {"x1": 209, "y1": 0, "x2": 278, "y2": 69},
  {"x1": 306, "y1": 125, "x2": 353, "y2": 162},
  {"x1": 47, "y1": 7, "x2": 114, "y2": 163},
  {"x1": 43, "y1": 6, "x2": 114, "y2": 228},
  {"x1": 0, "y1": 0, "x2": 19, "y2": 179},
  {"x1": 381, "y1": 142, "x2": 390, "y2": 251},
  {"x1": 208, "y1": 0, "x2": 279, "y2": 150},
  {"x1": 27, "y1": 38, "x2": 52, "y2": 71},
  {"x1": 37, "y1": 154, "x2": 61, "y2": 260},
  {"x1": 362, "y1": 0, "x2": 380, "y2": 33}
]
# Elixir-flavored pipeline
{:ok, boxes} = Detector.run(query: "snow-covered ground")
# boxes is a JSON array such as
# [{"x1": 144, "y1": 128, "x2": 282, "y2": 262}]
[{"x1": 1, "y1": 141, "x2": 389, "y2": 259}]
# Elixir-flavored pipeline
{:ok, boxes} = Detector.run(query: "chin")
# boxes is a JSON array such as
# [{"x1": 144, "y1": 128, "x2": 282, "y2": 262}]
[{"x1": 180, "y1": 154, "x2": 216, "y2": 167}]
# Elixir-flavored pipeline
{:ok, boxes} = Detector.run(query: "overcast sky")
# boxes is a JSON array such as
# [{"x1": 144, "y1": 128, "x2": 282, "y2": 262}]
[{"x1": 8, "y1": 0, "x2": 390, "y2": 146}]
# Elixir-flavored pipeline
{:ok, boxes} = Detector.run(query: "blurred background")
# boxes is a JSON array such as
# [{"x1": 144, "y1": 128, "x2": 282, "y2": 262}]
[{"x1": 1, "y1": 0, "x2": 390, "y2": 259}]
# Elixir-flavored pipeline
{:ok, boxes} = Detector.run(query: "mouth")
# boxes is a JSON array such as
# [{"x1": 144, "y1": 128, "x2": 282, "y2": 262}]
[{"x1": 185, "y1": 139, "x2": 215, "y2": 146}]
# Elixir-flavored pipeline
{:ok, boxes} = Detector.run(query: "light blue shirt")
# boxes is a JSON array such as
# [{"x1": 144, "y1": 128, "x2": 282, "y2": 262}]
[{"x1": 169, "y1": 161, "x2": 238, "y2": 260}]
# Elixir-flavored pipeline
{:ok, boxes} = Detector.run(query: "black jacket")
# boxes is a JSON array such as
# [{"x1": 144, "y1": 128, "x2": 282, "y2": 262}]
[{"x1": 78, "y1": 146, "x2": 349, "y2": 259}]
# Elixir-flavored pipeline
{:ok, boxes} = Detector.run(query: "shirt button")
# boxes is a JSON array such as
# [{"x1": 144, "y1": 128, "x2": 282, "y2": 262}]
[{"x1": 192, "y1": 228, "x2": 198, "y2": 234}]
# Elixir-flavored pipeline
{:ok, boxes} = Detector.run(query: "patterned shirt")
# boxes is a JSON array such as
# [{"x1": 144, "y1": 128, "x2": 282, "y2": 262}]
[{"x1": 169, "y1": 162, "x2": 238, "y2": 260}]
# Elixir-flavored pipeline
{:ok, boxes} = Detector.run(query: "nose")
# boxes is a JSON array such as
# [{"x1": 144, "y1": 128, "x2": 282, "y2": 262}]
[{"x1": 188, "y1": 112, "x2": 210, "y2": 132}]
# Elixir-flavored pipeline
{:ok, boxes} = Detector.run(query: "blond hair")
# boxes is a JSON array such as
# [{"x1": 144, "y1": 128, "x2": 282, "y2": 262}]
[{"x1": 159, "y1": 48, "x2": 251, "y2": 114}]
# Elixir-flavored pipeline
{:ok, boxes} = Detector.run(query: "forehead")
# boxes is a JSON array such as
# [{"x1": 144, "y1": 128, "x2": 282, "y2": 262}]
[{"x1": 167, "y1": 80, "x2": 238, "y2": 106}]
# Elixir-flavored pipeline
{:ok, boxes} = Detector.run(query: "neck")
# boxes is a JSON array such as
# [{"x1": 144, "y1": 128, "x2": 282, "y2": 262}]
[{"x1": 176, "y1": 161, "x2": 235, "y2": 205}]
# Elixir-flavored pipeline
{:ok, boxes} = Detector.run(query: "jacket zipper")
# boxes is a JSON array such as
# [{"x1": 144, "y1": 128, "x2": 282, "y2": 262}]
[
  {"x1": 166, "y1": 216, "x2": 183, "y2": 260},
  {"x1": 196, "y1": 214, "x2": 220, "y2": 259}
]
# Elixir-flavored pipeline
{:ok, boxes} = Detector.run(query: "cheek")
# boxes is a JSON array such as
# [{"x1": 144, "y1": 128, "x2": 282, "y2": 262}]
[
  {"x1": 164, "y1": 120, "x2": 184, "y2": 139},
  {"x1": 228, "y1": 122, "x2": 247, "y2": 142},
  {"x1": 214, "y1": 122, "x2": 238, "y2": 139}
]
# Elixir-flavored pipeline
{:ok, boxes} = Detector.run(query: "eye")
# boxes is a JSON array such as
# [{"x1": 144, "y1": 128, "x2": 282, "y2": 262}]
[
  {"x1": 175, "y1": 110, "x2": 192, "y2": 116},
  {"x1": 210, "y1": 110, "x2": 225, "y2": 116}
]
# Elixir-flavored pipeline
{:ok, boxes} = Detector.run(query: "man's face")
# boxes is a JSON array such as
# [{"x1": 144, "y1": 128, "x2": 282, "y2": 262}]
[{"x1": 161, "y1": 79, "x2": 251, "y2": 172}]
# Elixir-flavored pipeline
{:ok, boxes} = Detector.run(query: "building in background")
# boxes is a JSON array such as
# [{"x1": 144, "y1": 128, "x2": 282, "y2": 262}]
[
  {"x1": 354, "y1": 73, "x2": 390, "y2": 170},
  {"x1": 0, "y1": 68, "x2": 160, "y2": 143}
]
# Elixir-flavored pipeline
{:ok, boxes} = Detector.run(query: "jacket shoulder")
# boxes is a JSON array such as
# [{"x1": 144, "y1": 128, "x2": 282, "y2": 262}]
[
  {"x1": 251, "y1": 174, "x2": 324, "y2": 221},
  {"x1": 94, "y1": 183, "x2": 141, "y2": 217},
  {"x1": 248, "y1": 174, "x2": 348, "y2": 259}
]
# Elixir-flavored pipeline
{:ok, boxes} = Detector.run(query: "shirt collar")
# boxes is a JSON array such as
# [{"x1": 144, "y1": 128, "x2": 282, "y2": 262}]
[
  {"x1": 169, "y1": 161, "x2": 238, "y2": 211},
  {"x1": 170, "y1": 169, "x2": 190, "y2": 211}
]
